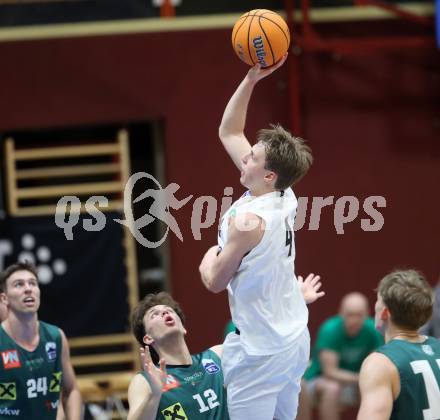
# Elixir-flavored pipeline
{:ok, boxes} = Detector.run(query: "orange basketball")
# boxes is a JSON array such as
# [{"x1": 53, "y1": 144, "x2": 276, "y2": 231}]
[{"x1": 232, "y1": 9, "x2": 290, "y2": 68}]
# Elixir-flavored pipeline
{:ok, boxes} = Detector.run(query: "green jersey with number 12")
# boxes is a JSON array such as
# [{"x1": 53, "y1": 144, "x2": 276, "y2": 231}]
[{"x1": 140, "y1": 348, "x2": 229, "y2": 420}]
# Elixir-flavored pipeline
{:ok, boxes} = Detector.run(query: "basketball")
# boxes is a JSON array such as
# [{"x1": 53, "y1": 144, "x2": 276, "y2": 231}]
[{"x1": 232, "y1": 9, "x2": 290, "y2": 68}]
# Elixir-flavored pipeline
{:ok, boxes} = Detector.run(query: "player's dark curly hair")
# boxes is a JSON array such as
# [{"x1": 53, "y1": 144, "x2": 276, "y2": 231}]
[{"x1": 132, "y1": 292, "x2": 185, "y2": 363}]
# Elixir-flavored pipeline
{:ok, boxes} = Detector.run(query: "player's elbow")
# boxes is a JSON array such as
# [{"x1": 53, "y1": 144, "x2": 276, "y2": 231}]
[
  {"x1": 204, "y1": 278, "x2": 224, "y2": 294},
  {"x1": 209, "y1": 284, "x2": 225, "y2": 294},
  {"x1": 218, "y1": 128, "x2": 230, "y2": 145},
  {"x1": 218, "y1": 126, "x2": 238, "y2": 144}
]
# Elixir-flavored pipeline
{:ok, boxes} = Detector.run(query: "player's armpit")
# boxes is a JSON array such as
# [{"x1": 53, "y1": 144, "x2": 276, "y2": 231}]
[{"x1": 357, "y1": 353, "x2": 396, "y2": 420}]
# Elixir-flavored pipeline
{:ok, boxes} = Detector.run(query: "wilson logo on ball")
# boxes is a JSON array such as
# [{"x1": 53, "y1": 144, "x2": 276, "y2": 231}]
[
  {"x1": 232, "y1": 9, "x2": 290, "y2": 67},
  {"x1": 253, "y1": 36, "x2": 268, "y2": 67}
]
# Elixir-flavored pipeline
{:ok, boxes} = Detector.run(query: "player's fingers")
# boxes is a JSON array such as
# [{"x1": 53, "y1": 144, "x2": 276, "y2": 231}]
[
  {"x1": 271, "y1": 53, "x2": 288, "y2": 70},
  {"x1": 311, "y1": 274, "x2": 321, "y2": 285},
  {"x1": 145, "y1": 362, "x2": 158, "y2": 380},
  {"x1": 251, "y1": 63, "x2": 261, "y2": 72},
  {"x1": 159, "y1": 358, "x2": 167, "y2": 374},
  {"x1": 140, "y1": 347, "x2": 146, "y2": 363},
  {"x1": 143, "y1": 345, "x2": 153, "y2": 365},
  {"x1": 305, "y1": 273, "x2": 314, "y2": 283},
  {"x1": 277, "y1": 53, "x2": 288, "y2": 66},
  {"x1": 312, "y1": 277, "x2": 321, "y2": 287},
  {"x1": 297, "y1": 275, "x2": 304, "y2": 283}
]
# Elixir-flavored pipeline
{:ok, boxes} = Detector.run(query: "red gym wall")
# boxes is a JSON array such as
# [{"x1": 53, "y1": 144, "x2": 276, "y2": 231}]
[{"x1": 0, "y1": 27, "x2": 439, "y2": 351}]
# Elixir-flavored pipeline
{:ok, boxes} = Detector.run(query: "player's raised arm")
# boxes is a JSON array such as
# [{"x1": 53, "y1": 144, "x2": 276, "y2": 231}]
[
  {"x1": 127, "y1": 347, "x2": 167, "y2": 420},
  {"x1": 219, "y1": 55, "x2": 288, "y2": 170}
]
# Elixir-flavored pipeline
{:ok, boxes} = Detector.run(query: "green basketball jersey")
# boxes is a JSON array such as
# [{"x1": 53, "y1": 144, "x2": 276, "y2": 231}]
[
  {"x1": 140, "y1": 348, "x2": 229, "y2": 420},
  {"x1": 376, "y1": 336, "x2": 440, "y2": 420},
  {"x1": 0, "y1": 321, "x2": 63, "y2": 419}
]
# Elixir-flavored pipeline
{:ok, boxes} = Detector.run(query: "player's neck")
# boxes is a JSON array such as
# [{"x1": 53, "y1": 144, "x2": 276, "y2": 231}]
[
  {"x1": 3, "y1": 313, "x2": 39, "y2": 350},
  {"x1": 157, "y1": 335, "x2": 192, "y2": 365},
  {"x1": 386, "y1": 325, "x2": 424, "y2": 343},
  {"x1": 249, "y1": 184, "x2": 276, "y2": 197}
]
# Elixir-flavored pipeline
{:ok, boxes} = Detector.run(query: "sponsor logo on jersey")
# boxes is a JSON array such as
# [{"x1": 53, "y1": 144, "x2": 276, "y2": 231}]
[
  {"x1": 45, "y1": 400, "x2": 59, "y2": 411},
  {"x1": 422, "y1": 344, "x2": 434, "y2": 356},
  {"x1": 0, "y1": 383, "x2": 17, "y2": 400},
  {"x1": 45, "y1": 342, "x2": 57, "y2": 362},
  {"x1": 162, "y1": 374, "x2": 180, "y2": 392},
  {"x1": 26, "y1": 357, "x2": 44, "y2": 371},
  {"x1": 201, "y1": 358, "x2": 220, "y2": 374},
  {"x1": 161, "y1": 402, "x2": 188, "y2": 420},
  {"x1": 0, "y1": 406, "x2": 20, "y2": 416},
  {"x1": 50, "y1": 372, "x2": 62, "y2": 393},
  {"x1": 183, "y1": 371, "x2": 203, "y2": 384},
  {"x1": 1, "y1": 350, "x2": 21, "y2": 370}
]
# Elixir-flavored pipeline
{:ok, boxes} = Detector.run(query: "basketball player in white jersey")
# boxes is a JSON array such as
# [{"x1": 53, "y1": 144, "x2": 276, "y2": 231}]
[{"x1": 199, "y1": 55, "x2": 314, "y2": 420}]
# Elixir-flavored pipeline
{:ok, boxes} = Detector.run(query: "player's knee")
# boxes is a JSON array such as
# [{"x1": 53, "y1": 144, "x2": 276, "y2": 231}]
[{"x1": 319, "y1": 378, "x2": 341, "y2": 398}]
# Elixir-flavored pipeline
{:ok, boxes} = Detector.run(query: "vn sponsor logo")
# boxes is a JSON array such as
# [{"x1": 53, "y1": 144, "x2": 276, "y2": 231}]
[
  {"x1": 0, "y1": 406, "x2": 20, "y2": 416},
  {"x1": 45, "y1": 400, "x2": 59, "y2": 411},
  {"x1": 1, "y1": 351, "x2": 21, "y2": 370}
]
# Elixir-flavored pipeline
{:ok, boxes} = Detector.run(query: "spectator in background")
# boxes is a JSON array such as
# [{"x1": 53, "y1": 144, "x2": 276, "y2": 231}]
[
  {"x1": 420, "y1": 275, "x2": 440, "y2": 338},
  {"x1": 302, "y1": 292, "x2": 383, "y2": 420}
]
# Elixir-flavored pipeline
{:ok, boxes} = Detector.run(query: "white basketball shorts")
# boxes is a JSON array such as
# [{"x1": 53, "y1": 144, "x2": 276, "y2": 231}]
[{"x1": 222, "y1": 327, "x2": 310, "y2": 420}]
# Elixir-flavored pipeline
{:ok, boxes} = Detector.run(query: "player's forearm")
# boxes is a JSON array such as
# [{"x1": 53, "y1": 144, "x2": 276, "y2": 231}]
[
  {"x1": 128, "y1": 395, "x2": 162, "y2": 420},
  {"x1": 200, "y1": 263, "x2": 229, "y2": 294},
  {"x1": 64, "y1": 388, "x2": 82, "y2": 420},
  {"x1": 219, "y1": 75, "x2": 257, "y2": 139}
]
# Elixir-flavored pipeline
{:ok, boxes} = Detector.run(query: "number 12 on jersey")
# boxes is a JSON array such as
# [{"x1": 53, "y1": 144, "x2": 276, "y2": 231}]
[{"x1": 193, "y1": 389, "x2": 220, "y2": 413}]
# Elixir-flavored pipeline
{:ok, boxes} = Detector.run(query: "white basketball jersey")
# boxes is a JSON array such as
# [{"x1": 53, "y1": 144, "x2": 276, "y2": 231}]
[{"x1": 218, "y1": 188, "x2": 308, "y2": 356}]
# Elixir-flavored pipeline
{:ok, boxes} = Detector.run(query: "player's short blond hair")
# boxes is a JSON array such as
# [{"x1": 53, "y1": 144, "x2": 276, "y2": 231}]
[
  {"x1": 378, "y1": 269, "x2": 433, "y2": 330},
  {"x1": 257, "y1": 124, "x2": 313, "y2": 190}
]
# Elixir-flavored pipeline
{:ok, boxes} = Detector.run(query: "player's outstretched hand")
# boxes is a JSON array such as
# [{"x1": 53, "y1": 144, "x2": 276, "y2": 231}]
[
  {"x1": 298, "y1": 273, "x2": 325, "y2": 304},
  {"x1": 140, "y1": 346, "x2": 167, "y2": 397},
  {"x1": 246, "y1": 53, "x2": 288, "y2": 84}
]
